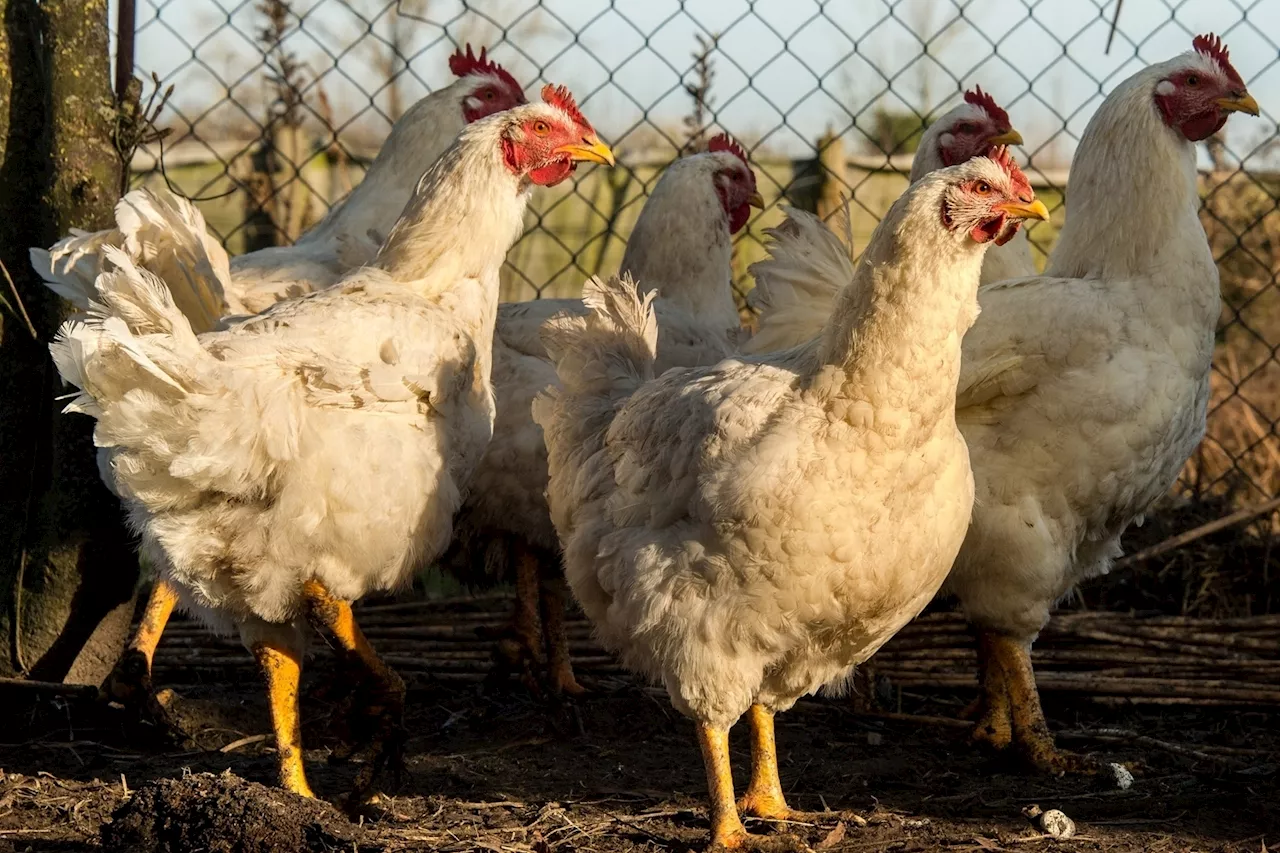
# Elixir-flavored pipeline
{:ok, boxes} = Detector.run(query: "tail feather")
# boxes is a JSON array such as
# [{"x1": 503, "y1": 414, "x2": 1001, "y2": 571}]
[
  {"x1": 49, "y1": 249, "x2": 203, "y2": 413},
  {"x1": 32, "y1": 187, "x2": 232, "y2": 334},
  {"x1": 743, "y1": 205, "x2": 855, "y2": 354},
  {"x1": 537, "y1": 273, "x2": 657, "y2": 404},
  {"x1": 49, "y1": 253, "x2": 297, "y2": 512},
  {"x1": 532, "y1": 274, "x2": 657, "y2": 461},
  {"x1": 92, "y1": 246, "x2": 204, "y2": 347},
  {"x1": 30, "y1": 228, "x2": 105, "y2": 308}
]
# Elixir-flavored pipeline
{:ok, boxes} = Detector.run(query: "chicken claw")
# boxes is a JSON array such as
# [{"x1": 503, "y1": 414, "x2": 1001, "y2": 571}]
[
  {"x1": 692, "y1": 719, "x2": 805, "y2": 852},
  {"x1": 100, "y1": 578, "x2": 178, "y2": 707},
  {"x1": 737, "y1": 705, "x2": 852, "y2": 829},
  {"x1": 973, "y1": 631, "x2": 1133, "y2": 784},
  {"x1": 966, "y1": 632, "x2": 1013, "y2": 752},
  {"x1": 483, "y1": 548, "x2": 587, "y2": 699},
  {"x1": 538, "y1": 573, "x2": 586, "y2": 697}
]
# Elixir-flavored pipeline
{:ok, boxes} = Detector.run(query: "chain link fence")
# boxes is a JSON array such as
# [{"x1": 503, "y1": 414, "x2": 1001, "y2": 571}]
[{"x1": 128, "y1": 0, "x2": 1279, "y2": 506}]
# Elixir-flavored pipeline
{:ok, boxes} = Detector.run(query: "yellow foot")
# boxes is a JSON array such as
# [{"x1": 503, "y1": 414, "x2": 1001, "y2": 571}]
[
  {"x1": 968, "y1": 700, "x2": 1013, "y2": 752},
  {"x1": 966, "y1": 629, "x2": 1014, "y2": 751},
  {"x1": 549, "y1": 662, "x2": 587, "y2": 697},
  {"x1": 481, "y1": 625, "x2": 586, "y2": 699},
  {"x1": 100, "y1": 648, "x2": 154, "y2": 708},
  {"x1": 737, "y1": 794, "x2": 849, "y2": 828},
  {"x1": 100, "y1": 654, "x2": 196, "y2": 747},
  {"x1": 1014, "y1": 731, "x2": 1135, "y2": 786},
  {"x1": 339, "y1": 728, "x2": 406, "y2": 817},
  {"x1": 738, "y1": 789, "x2": 788, "y2": 822},
  {"x1": 709, "y1": 828, "x2": 810, "y2": 852},
  {"x1": 344, "y1": 714, "x2": 407, "y2": 807},
  {"x1": 326, "y1": 662, "x2": 407, "y2": 805}
]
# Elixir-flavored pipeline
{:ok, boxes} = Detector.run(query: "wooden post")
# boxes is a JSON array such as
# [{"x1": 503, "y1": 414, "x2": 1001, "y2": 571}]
[
  {"x1": 816, "y1": 127, "x2": 846, "y2": 223},
  {"x1": 242, "y1": 140, "x2": 279, "y2": 252}
]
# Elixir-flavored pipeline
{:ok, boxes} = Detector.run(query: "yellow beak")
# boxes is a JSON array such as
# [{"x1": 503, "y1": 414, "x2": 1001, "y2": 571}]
[
  {"x1": 997, "y1": 198, "x2": 1050, "y2": 222},
  {"x1": 987, "y1": 128, "x2": 1024, "y2": 147},
  {"x1": 556, "y1": 134, "x2": 616, "y2": 166},
  {"x1": 747, "y1": 191, "x2": 765, "y2": 209},
  {"x1": 1217, "y1": 93, "x2": 1261, "y2": 116}
]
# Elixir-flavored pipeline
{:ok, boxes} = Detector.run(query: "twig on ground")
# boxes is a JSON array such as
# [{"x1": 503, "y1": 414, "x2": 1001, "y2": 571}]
[
  {"x1": 1114, "y1": 495, "x2": 1280, "y2": 570},
  {"x1": 218, "y1": 734, "x2": 269, "y2": 753},
  {"x1": 0, "y1": 678, "x2": 97, "y2": 701}
]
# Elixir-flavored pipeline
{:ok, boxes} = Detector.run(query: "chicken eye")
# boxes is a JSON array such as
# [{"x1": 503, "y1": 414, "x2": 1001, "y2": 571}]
[
  {"x1": 957, "y1": 123, "x2": 976, "y2": 134},
  {"x1": 483, "y1": 89, "x2": 496, "y2": 101},
  {"x1": 975, "y1": 181, "x2": 992, "y2": 195},
  {"x1": 532, "y1": 120, "x2": 551, "y2": 135},
  {"x1": 1186, "y1": 74, "x2": 1199, "y2": 86}
]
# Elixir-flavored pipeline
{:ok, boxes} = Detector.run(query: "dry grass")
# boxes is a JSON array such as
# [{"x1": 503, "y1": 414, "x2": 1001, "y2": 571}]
[{"x1": 1185, "y1": 168, "x2": 1280, "y2": 510}]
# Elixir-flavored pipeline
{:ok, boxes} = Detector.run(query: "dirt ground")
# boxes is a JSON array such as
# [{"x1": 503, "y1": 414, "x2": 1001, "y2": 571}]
[{"x1": 0, "y1": 655, "x2": 1276, "y2": 853}]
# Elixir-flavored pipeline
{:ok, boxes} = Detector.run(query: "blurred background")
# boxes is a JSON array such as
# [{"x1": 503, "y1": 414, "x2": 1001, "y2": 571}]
[{"x1": 124, "y1": 0, "x2": 1279, "y2": 574}]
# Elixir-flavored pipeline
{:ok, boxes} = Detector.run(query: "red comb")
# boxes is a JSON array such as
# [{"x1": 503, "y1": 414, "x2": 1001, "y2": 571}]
[
  {"x1": 1192, "y1": 33, "x2": 1245, "y2": 86},
  {"x1": 964, "y1": 86, "x2": 1010, "y2": 128},
  {"x1": 986, "y1": 145, "x2": 1033, "y2": 197},
  {"x1": 541, "y1": 83, "x2": 590, "y2": 129},
  {"x1": 449, "y1": 44, "x2": 522, "y2": 94},
  {"x1": 707, "y1": 133, "x2": 749, "y2": 166}
]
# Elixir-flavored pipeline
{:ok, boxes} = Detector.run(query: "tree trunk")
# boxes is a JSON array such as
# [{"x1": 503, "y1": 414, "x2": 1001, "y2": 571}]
[{"x1": 0, "y1": 0, "x2": 138, "y2": 685}]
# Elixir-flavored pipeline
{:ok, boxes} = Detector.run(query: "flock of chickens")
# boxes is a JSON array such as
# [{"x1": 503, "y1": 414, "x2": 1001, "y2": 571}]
[{"x1": 29, "y1": 35, "x2": 1260, "y2": 849}]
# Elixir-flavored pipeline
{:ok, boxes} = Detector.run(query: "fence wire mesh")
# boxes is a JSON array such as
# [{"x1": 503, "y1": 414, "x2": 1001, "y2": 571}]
[{"x1": 129, "y1": 0, "x2": 1279, "y2": 505}]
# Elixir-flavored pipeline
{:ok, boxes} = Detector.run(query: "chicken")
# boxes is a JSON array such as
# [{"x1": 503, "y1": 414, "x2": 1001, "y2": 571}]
[
  {"x1": 31, "y1": 44, "x2": 526, "y2": 322},
  {"x1": 919, "y1": 87, "x2": 1037, "y2": 286},
  {"x1": 30, "y1": 44, "x2": 526, "y2": 716},
  {"x1": 746, "y1": 87, "x2": 1032, "y2": 354},
  {"x1": 230, "y1": 45, "x2": 528, "y2": 311},
  {"x1": 48, "y1": 86, "x2": 614, "y2": 801},
  {"x1": 533, "y1": 150, "x2": 1048, "y2": 847},
  {"x1": 743, "y1": 34, "x2": 1259, "y2": 777},
  {"x1": 443, "y1": 133, "x2": 762, "y2": 696}
]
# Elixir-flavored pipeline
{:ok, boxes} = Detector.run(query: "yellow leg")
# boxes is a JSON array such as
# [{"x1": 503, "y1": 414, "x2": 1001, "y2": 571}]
[
  {"x1": 697, "y1": 721, "x2": 751, "y2": 849},
  {"x1": 985, "y1": 633, "x2": 1097, "y2": 775},
  {"x1": 252, "y1": 640, "x2": 314, "y2": 798},
  {"x1": 968, "y1": 630, "x2": 1013, "y2": 751},
  {"x1": 737, "y1": 705, "x2": 793, "y2": 820},
  {"x1": 539, "y1": 573, "x2": 586, "y2": 696},
  {"x1": 514, "y1": 548, "x2": 545, "y2": 667},
  {"x1": 304, "y1": 580, "x2": 403, "y2": 699},
  {"x1": 303, "y1": 579, "x2": 405, "y2": 801},
  {"x1": 101, "y1": 579, "x2": 179, "y2": 706}
]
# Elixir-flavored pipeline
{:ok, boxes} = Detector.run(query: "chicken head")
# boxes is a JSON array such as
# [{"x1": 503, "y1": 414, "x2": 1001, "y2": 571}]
[
  {"x1": 936, "y1": 86, "x2": 1024, "y2": 166},
  {"x1": 708, "y1": 133, "x2": 765, "y2": 233},
  {"x1": 502, "y1": 84, "x2": 616, "y2": 187},
  {"x1": 1155, "y1": 33, "x2": 1260, "y2": 141},
  {"x1": 450, "y1": 44, "x2": 528, "y2": 122},
  {"x1": 939, "y1": 146, "x2": 1050, "y2": 245}
]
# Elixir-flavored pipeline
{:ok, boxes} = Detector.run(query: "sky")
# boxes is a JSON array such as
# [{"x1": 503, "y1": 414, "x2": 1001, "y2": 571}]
[{"x1": 121, "y1": 0, "x2": 1280, "y2": 169}]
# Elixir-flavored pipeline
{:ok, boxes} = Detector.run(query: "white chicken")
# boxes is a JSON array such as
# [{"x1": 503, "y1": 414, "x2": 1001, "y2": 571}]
[
  {"x1": 30, "y1": 44, "x2": 527, "y2": 713},
  {"x1": 746, "y1": 87, "x2": 1032, "y2": 354},
  {"x1": 32, "y1": 44, "x2": 527, "y2": 322},
  {"x1": 744, "y1": 34, "x2": 1259, "y2": 776},
  {"x1": 48, "y1": 86, "x2": 614, "y2": 800},
  {"x1": 534, "y1": 150, "x2": 1048, "y2": 847},
  {"x1": 443, "y1": 134, "x2": 762, "y2": 695}
]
